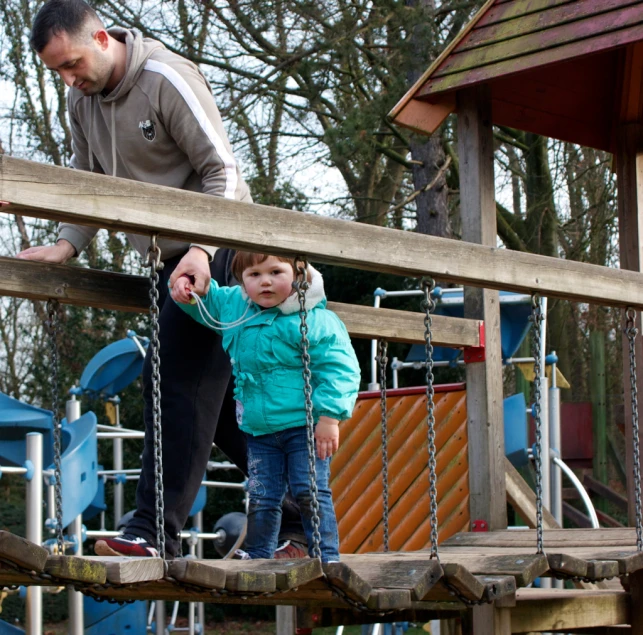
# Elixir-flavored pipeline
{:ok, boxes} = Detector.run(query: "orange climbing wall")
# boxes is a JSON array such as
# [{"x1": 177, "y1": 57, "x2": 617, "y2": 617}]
[{"x1": 331, "y1": 384, "x2": 469, "y2": 554}]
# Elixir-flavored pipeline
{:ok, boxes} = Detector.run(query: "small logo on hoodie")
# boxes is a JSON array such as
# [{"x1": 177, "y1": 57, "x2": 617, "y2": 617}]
[{"x1": 139, "y1": 119, "x2": 156, "y2": 141}]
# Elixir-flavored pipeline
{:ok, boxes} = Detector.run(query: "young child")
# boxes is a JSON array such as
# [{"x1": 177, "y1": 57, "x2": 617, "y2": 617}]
[{"x1": 170, "y1": 252, "x2": 361, "y2": 562}]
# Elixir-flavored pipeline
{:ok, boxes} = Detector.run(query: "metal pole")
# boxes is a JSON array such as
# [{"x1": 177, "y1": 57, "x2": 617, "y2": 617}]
[
  {"x1": 64, "y1": 397, "x2": 84, "y2": 635},
  {"x1": 155, "y1": 601, "x2": 166, "y2": 635},
  {"x1": 26, "y1": 433, "x2": 43, "y2": 635},
  {"x1": 67, "y1": 516, "x2": 84, "y2": 635},
  {"x1": 112, "y1": 400, "x2": 124, "y2": 526},
  {"x1": 195, "y1": 511, "x2": 205, "y2": 633},
  {"x1": 549, "y1": 357, "x2": 562, "y2": 525},
  {"x1": 369, "y1": 294, "x2": 381, "y2": 390}
]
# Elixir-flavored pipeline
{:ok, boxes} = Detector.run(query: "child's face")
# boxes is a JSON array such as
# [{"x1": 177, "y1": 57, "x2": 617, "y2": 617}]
[{"x1": 242, "y1": 257, "x2": 295, "y2": 308}]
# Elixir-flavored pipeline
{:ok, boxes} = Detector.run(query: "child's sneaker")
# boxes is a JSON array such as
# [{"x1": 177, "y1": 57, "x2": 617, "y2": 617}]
[
  {"x1": 273, "y1": 540, "x2": 307, "y2": 559},
  {"x1": 94, "y1": 533, "x2": 159, "y2": 558}
]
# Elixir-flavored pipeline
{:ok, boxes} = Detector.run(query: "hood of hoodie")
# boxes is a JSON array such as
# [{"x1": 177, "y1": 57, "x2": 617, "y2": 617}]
[{"x1": 101, "y1": 28, "x2": 165, "y2": 102}]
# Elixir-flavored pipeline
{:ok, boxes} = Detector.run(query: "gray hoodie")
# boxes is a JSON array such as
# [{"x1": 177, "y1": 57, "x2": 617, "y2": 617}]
[{"x1": 59, "y1": 28, "x2": 252, "y2": 260}]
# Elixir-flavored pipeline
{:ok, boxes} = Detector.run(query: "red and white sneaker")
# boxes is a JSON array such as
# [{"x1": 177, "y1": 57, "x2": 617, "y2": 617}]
[
  {"x1": 94, "y1": 533, "x2": 159, "y2": 557},
  {"x1": 273, "y1": 540, "x2": 308, "y2": 559}
]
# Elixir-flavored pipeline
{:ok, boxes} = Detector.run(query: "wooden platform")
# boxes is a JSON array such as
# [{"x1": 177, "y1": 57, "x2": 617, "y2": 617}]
[{"x1": 0, "y1": 529, "x2": 640, "y2": 617}]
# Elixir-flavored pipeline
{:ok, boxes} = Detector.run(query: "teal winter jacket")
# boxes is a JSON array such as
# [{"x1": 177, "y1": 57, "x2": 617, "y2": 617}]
[{"x1": 175, "y1": 267, "x2": 361, "y2": 436}]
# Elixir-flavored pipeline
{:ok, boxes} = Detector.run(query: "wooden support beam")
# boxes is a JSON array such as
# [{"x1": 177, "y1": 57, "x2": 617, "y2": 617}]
[
  {"x1": 457, "y1": 85, "x2": 507, "y2": 533},
  {"x1": 510, "y1": 589, "x2": 631, "y2": 633},
  {"x1": 0, "y1": 257, "x2": 481, "y2": 347},
  {"x1": 616, "y1": 123, "x2": 643, "y2": 527},
  {"x1": 2, "y1": 156, "x2": 643, "y2": 308}
]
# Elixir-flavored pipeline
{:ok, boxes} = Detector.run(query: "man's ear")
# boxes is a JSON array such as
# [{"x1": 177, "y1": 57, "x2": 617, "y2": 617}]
[{"x1": 93, "y1": 29, "x2": 109, "y2": 51}]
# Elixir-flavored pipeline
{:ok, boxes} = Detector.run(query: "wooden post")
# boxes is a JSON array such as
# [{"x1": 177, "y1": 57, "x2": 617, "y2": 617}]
[
  {"x1": 616, "y1": 123, "x2": 643, "y2": 526},
  {"x1": 457, "y1": 85, "x2": 508, "y2": 532},
  {"x1": 590, "y1": 329, "x2": 608, "y2": 512}
]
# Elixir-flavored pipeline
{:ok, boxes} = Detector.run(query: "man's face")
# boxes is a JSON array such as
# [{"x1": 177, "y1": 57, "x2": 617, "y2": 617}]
[{"x1": 39, "y1": 30, "x2": 113, "y2": 96}]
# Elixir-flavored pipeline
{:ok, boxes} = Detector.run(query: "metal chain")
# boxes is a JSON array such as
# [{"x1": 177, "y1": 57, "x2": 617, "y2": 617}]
[
  {"x1": 145, "y1": 235, "x2": 166, "y2": 561},
  {"x1": 292, "y1": 256, "x2": 322, "y2": 560},
  {"x1": 46, "y1": 299, "x2": 65, "y2": 555},
  {"x1": 625, "y1": 307, "x2": 643, "y2": 552},
  {"x1": 421, "y1": 279, "x2": 439, "y2": 561},
  {"x1": 529, "y1": 294, "x2": 545, "y2": 555},
  {"x1": 377, "y1": 339, "x2": 390, "y2": 552}
]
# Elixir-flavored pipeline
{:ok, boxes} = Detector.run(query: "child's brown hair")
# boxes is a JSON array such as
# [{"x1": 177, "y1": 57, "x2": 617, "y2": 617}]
[{"x1": 231, "y1": 252, "x2": 313, "y2": 285}]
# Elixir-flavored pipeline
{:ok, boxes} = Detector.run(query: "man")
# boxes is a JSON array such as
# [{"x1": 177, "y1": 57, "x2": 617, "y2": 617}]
[{"x1": 22, "y1": 0, "x2": 306, "y2": 559}]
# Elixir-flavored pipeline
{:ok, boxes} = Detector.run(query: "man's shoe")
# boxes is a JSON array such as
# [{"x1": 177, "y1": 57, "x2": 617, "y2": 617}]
[
  {"x1": 94, "y1": 533, "x2": 159, "y2": 557},
  {"x1": 273, "y1": 540, "x2": 307, "y2": 559}
]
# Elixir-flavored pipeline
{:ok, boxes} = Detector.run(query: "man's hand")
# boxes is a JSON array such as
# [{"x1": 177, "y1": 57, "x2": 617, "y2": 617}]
[
  {"x1": 17, "y1": 240, "x2": 76, "y2": 264},
  {"x1": 168, "y1": 247, "x2": 211, "y2": 298},
  {"x1": 315, "y1": 416, "x2": 340, "y2": 460}
]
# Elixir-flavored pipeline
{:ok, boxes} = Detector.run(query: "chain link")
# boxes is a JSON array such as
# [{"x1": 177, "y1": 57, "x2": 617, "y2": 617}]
[
  {"x1": 625, "y1": 307, "x2": 643, "y2": 552},
  {"x1": 529, "y1": 294, "x2": 545, "y2": 555},
  {"x1": 145, "y1": 235, "x2": 166, "y2": 561},
  {"x1": 46, "y1": 299, "x2": 65, "y2": 555},
  {"x1": 292, "y1": 257, "x2": 322, "y2": 561},
  {"x1": 377, "y1": 339, "x2": 390, "y2": 552},
  {"x1": 421, "y1": 279, "x2": 439, "y2": 561}
]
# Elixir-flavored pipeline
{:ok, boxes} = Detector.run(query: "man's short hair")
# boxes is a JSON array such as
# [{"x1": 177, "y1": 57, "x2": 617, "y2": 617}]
[{"x1": 30, "y1": 0, "x2": 103, "y2": 52}]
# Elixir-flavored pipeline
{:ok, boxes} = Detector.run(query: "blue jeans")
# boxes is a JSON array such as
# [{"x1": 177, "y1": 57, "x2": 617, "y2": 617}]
[{"x1": 244, "y1": 426, "x2": 340, "y2": 562}]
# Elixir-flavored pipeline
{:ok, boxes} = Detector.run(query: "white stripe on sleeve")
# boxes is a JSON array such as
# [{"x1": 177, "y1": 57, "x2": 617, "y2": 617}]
[{"x1": 144, "y1": 59, "x2": 238, "y2": 200}]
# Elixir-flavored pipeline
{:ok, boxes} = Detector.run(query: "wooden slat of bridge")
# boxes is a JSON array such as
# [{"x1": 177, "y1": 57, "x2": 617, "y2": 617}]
[{"x1": 442, "y1": 528, "x2": 643, "y2": 582}]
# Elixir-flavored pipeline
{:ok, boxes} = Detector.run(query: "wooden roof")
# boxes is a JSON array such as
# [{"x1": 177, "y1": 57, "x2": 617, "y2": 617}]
[{"x1": 390, "y1": 0, "x2": 643, "y2": 151}]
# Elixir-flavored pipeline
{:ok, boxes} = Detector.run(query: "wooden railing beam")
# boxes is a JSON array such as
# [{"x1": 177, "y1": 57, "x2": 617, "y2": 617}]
[
  {"x1": 2, "y1": 156, "x2": 643, "y2": 309},
  {"x1": 0, "y1": 257, "x2": 480, "y2": 347}
]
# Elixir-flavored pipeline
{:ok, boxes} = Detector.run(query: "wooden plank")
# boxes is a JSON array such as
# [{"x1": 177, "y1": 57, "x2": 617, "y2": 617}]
[
  {"x1": 329, "y1": 302, "x2": 481, "y2": 347},
  {"x1": 0, "y1": 531, "x2": 48, "y2": 572},
  {"x1": 460, "y1": 0, "x2": 638, "y2": 53},
  {"x1": 82, "y1": 556, "x2": 164, "y2": 584},
  {"x1": 511, "y1": 589, "x2": 631, "y2": 633},
  {"x1": 478, "y1": 575, "x2": 516, "y2": 603},
  {"x1": 205, "y1": 558, "x2": 322, "y2": 591},
  {"x1": 389, "y1": 94, "x2": 455, "y2": 138},
  {"x1": 479, "y1": 0, "x2": 577, "y2": 27},
  {"x1": 630, "y1": 569, "x2": 643, "y2": 634},
  {"x1": 443, "y1": 528, "x2": 638, "y2": 548},
  {"x1": 586, "y1": 560, "x2": 621, "y2": 580},
  {"x1": 419, "y1": 25, "x2": 643, "y2": 99},
  {"x1": 322, "y1": 562, "x2": 372, "y2": 604},
  {"x1": 198, "y1": 560, "x2": 277, "y2": 593},
  {"x1": 4, "y1": 157, "x2": 643, "y2": 309},
  {"x1": 458, "y1": 85, "x2": 507, "y2": 532},
  {"x1": 584, "y1": 475, "x2": 629, "y2": 512},
  {"x1": 365, "y1": 588, "x2": 412, "y2": 611},
  {"x1": 441, "y1": 563, "x2": 485, "y2": 601},
  {"x1": 435, "y1": 6, "x2": 643, "y2": 79},
  {"x1": 167, "y1": 559, "x2": 226, "y2": 589},
  {"x1": 504, "y1": 457, "x2": 560, "y2": 529},
  {"x1": 44, "y1": 556, "x2": 107, "y2": 584},
  {"x1": 393, "y1": 551, "x2": 549, "y2": 587},
  {"x1": 0, "y1": 257, "x2": 481, "y2": 347},
  {"x1": 338, "y1": 554, "x2": 442, "y2": 601}
]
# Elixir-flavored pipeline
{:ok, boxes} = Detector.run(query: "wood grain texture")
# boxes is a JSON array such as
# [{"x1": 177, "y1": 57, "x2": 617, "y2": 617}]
[
  {"x1": 167, "y1": 559, "x2": 226, "y2": 589},
  {"x1": 0, "y1": 531, "x2": 48, "y2": 572},
  {"x1": 44, "y1": 556, "x2": 107, "y2": 584},
  {"x1": 83, "y1": 556, "x2": 164, "y2": 584},
  {"x1": 3, "y1": 157, "x2": 643, "y2": 308},
  {"x1": 0, "y1": 256, "x2": 481, "y2": 346},
  {"x1": 511, "y1": 588, "x2": 631, "y2": 632}
]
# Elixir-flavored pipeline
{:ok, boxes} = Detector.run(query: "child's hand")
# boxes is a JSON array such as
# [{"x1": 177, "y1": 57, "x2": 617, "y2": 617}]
[
  {"x1": 170, "y1": 274, "x2": 195, "y2": 304},
  {"x1": 315, "y1": 416, "x2": 340, "y2": 460}
]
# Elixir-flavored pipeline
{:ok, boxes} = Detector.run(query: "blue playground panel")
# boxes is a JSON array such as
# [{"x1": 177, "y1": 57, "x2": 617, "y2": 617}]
[
  {"x1": 0, "y1": 620, "x2": 25, "y2": 635},
  {"x1": 79, "y1": 337, "x2": 146, "y2": 398},
  {"x1": 406, "y1": 289, "x2": 532, "y2": 364},
  {"x1": 84, "y1": 597, "x2": 147, "y2": 635},
  {"x1": 0, "y1": 393, "x2": 54, "y2": 468},
  {"x1": 503, "y1": 393, "x2": 529, "y2": 468}
]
